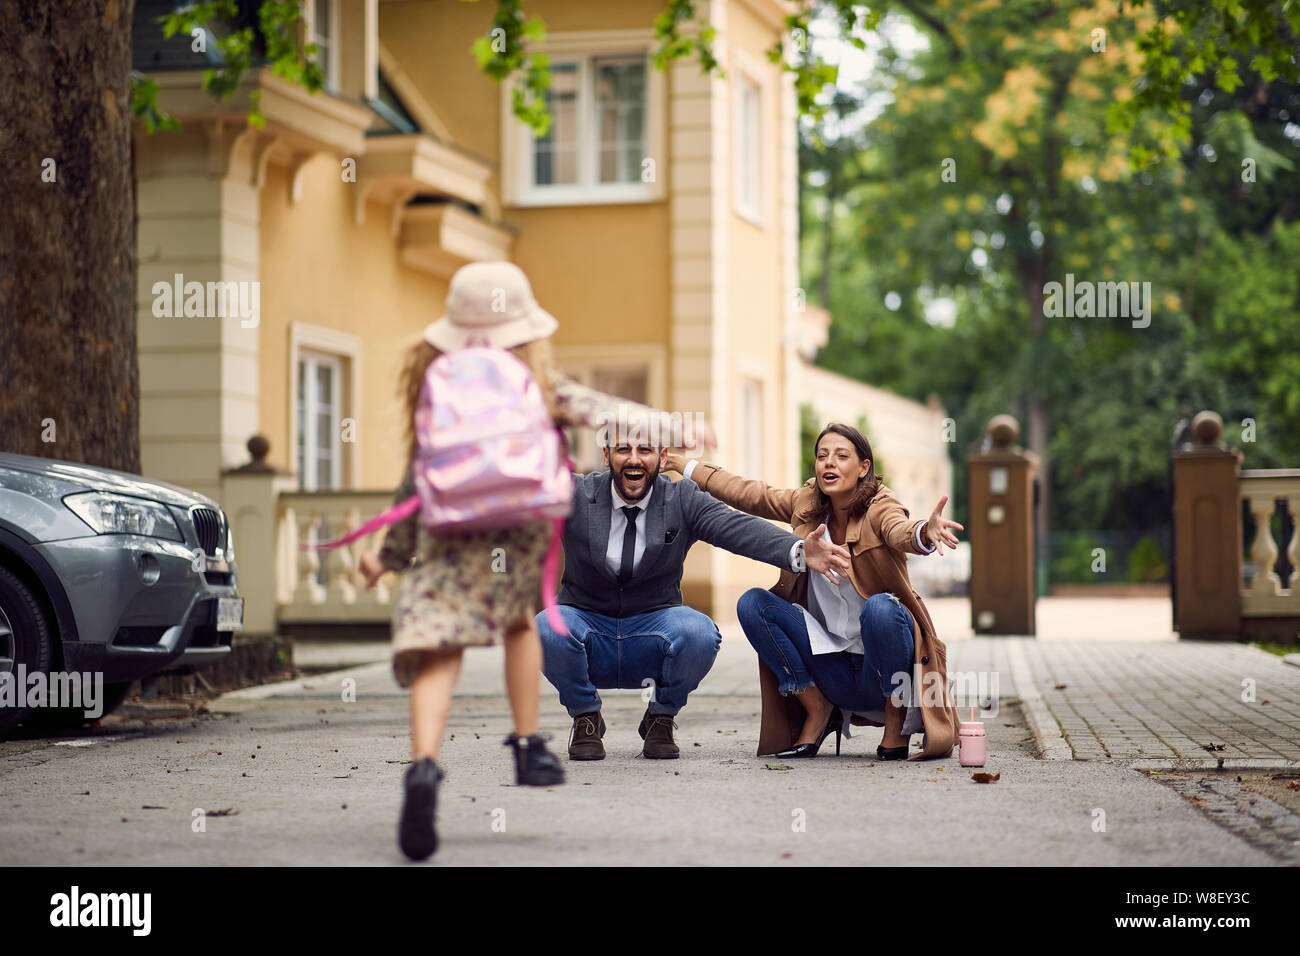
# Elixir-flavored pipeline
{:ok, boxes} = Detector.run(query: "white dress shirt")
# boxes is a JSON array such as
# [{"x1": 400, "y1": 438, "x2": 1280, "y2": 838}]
[{"x1": 606, "y1": 484, "x2": 653, "y2": 578}]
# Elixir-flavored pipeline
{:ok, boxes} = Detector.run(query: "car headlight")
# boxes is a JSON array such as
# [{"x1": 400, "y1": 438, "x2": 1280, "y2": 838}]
[{"x1": 64, "y1": 492, "x2": 183, "y2": 541}]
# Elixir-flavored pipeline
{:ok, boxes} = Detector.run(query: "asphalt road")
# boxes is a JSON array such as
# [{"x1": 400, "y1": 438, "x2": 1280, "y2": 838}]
[{"x1": 0, "y1": 642, "x2": 1291, "y2": 866}]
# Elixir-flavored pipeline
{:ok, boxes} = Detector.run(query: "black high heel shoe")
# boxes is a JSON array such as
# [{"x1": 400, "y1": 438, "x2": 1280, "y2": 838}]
[
  {"x1": 876, "y1": 741, "x2": 911, "y2": 760},
  {"x1": 775, "y1": 705, "x2": 843, "y2": 759}
]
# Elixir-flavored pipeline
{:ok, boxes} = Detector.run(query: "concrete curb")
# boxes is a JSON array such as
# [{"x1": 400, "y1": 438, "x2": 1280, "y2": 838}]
[
  {"x1": 210, "y1": 661, "x2": 391, "y2": 707},
  {"x1": 1131, "y1": 757, "x2": 1300, "y2": 772},
  {"x1": 1005, "y1": 637, "x2": 1073, "y2": 760}
]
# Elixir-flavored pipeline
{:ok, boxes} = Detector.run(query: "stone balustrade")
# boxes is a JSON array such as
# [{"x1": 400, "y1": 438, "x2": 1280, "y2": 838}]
[
  {"x1": 1240, "y1": 469, "x2": 1300, "y2": 618},
  {"x1": 277, "y1": 490, "x2": 396, "y2": 623}
]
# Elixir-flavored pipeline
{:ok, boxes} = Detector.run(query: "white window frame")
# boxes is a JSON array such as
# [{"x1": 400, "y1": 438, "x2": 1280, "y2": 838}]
[
  {"x1": 738, "y1": 376, "x2": 765, "y2": 480},
  {"x1": 554, "y1": 344, "x2": 668, "y2": 472},
  {"x1": 297, "y1": 351, "x2": 343, "y2": 493},
  {"x1": 288, "y1": 322, "x2": 361, "y2": 490},
  {"x1": 732, "y1": 50, "x2": 766, "y2": 227},
  {"x1": 305, "y1": 0, "x2": 341, "y2": 92},
  {"x1": 502, "y1": 30, "x2": 667, "y2": 207}
]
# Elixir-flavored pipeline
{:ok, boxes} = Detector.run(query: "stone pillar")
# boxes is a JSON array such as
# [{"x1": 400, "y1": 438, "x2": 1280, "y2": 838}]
[
  {"x1": 669, "y1": 0, "x2": 730, "y2": 616},
  {"x1": 968, "y1": 415, "x2": 1038, "y2": 635},
  {"x1": 220, "y1": 436, "x2": 297, "y2": 636},
  {"x1": 1171, "y1": 410, "x2": 1242, "y2": 640}
]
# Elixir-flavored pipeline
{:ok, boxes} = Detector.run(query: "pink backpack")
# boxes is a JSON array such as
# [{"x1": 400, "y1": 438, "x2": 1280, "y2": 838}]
[{"x1": 311, "y1": 347, "x2": 573, "y2": 633}]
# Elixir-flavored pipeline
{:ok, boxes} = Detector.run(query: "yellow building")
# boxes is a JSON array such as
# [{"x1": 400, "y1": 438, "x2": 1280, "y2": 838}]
[{"x1": 132, "y1": 0, "x2": 951, "y2": 631}]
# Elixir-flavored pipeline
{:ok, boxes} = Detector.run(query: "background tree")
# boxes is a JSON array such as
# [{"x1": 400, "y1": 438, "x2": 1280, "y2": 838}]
[
  {"x1": 0, "y1": 1, "x2": 140, "y2": 471},
  {"x1": 798, "y1": 0, "x2": 1298, "y2": 583}
]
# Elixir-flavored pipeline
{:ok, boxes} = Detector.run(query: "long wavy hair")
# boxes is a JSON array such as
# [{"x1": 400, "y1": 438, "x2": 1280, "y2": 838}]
[
  {"x1": 399, "y1": 335, "x2": 559, "y2": 460},
  {"x1": 812, "y1": 422, "x2": 883, "y2": 519}
]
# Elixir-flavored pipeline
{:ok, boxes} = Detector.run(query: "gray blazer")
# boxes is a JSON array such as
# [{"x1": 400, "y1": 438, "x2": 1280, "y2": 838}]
[{"x1": 557, "y1": 471, "x2": 800, "y2": 619}]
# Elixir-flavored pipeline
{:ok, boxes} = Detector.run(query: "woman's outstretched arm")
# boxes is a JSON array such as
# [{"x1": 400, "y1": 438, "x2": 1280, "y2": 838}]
[{"x1": 664, "y1": 453, "x2": 799, "y2": 524}]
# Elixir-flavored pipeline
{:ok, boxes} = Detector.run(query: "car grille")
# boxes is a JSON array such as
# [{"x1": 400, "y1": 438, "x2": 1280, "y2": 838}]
[{"x1": 192, "y1": 507, "x2": 224, "y2": 555}]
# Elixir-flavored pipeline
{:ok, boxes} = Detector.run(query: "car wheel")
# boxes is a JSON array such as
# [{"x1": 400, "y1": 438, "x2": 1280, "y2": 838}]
[{"x1": 0, "y1": 565, "x2": 54, "y2": 731}]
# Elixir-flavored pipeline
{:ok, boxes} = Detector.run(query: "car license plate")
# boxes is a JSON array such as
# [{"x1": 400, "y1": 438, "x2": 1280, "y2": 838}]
[{"x1": 215, "y1": 597, "x2": 244, "y2": 631}]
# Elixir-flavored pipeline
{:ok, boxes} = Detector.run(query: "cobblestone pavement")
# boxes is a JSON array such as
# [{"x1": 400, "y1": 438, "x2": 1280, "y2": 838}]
[{"x1": 947, "y1": 636, "x2": 1300, "y2": 766}]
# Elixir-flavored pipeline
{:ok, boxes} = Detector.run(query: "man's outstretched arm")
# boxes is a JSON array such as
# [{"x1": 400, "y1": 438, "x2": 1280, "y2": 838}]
[{"x1": 681, "y1": 481, "x2": 850, "y2": 581}]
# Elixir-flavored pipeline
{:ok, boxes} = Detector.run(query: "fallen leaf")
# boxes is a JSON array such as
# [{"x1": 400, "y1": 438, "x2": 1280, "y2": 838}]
[
  {"x1": 209, "y1": 808, "x2": 238, "y2": 817},
  {"x1": 140, "y1": 805, "x2": 165, "y2": 810},
  {"x1": 765, "y1": 764, "x2": 792, "y2": 771},
  {"x1": 971, "y1": 772, "x2": 1000, "y2": 783},
  {"x1": 1053, "y1": 683, "x2": 1067, "y2": 690}
]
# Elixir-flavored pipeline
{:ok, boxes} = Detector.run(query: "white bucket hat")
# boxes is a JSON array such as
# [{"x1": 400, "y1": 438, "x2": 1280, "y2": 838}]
[{"x1": 422, "y1": 260, "x2": 558, "y2": 351}]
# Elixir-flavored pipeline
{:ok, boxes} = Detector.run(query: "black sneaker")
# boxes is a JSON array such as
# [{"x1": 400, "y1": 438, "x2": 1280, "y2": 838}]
[
  {"x1": 504, "y1": 733, "x2": 566, "y2": 786},
  {"x1": 398, "y1": 757, "x2": 442, "y2": 861}
]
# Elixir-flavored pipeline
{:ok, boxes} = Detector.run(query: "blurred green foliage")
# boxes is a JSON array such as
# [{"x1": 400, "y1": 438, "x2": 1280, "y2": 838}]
[{"x1": 797, "y1": 0, "x2": 1299, "y2": 586}]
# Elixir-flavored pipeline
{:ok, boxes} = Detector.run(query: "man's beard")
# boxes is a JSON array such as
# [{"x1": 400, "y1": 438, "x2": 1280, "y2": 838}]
[{"x1": 612, "y1": 458, "x2": 660, "y2": 502}]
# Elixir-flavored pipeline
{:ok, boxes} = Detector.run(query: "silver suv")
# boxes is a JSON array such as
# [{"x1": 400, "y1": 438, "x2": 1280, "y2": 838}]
[{"x1": 0, "y1": 452, "x2": 242, "y2": 731}]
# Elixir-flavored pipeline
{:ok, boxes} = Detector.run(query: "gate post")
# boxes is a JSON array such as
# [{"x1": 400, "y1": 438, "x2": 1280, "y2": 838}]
[
  {"x1": 1171, "y1": 411, "x2": 1242, "y2": 640},
  {"x1": 968, "y1": 415, "x2": 1038, "y2": 635}
]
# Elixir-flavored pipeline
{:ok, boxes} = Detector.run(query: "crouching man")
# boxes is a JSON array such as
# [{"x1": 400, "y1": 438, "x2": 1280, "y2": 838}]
[{"x1": 536, "y1": 438, "x2": 849, "y2": 759}]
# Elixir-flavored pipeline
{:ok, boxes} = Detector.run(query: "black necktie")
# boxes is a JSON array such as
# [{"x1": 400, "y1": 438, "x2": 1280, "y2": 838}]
[{"x1": 618, "y1": 506, "x2": 640, "y2": 582}]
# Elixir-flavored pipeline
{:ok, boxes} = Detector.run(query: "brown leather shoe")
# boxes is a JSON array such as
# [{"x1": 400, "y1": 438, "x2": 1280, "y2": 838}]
[
  {"x1": 568, "y1": 711, "x2": 606, "y2": 760},
  {"x1": 638, "y1": 708, "x2": 680, "y2": 759}
]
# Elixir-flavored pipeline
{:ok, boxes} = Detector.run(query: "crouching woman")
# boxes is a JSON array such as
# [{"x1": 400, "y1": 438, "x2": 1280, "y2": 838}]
[{"x1": 666, "y1": 423, "x2": 962, "y2": 761}]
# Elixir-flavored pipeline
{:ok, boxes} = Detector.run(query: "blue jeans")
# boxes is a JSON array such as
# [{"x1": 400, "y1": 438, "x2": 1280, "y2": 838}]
[
  {"x1": 735, "y1": 587, "x2": 915, "y2": 713},
  {"x1": 535, "y1": 605, "x2": 722, "y2": 717}
]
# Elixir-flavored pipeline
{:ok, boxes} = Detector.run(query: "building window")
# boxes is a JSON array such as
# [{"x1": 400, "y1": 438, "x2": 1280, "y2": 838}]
[
  {"x1": 296, "y1": 350, "x2": 344, "y2": 492},
  {"x1": 734, "y1": 73, "x2": 762, "y2": 223},
  {"x1": 514, "y1": 53, "x2": 654, "y2": 205},
  {"x1": 739, "y1": 378, "x2": 764, "y2": 479},
  {"x1": 595, "y1": 58, "x2": 647, "y2": 183},
  {"x1": 534, "y1": 63, "x2": 580, "y2": 186},
  {"x1": 309, "y1": 0, "x2": 339, "y2": 91}
]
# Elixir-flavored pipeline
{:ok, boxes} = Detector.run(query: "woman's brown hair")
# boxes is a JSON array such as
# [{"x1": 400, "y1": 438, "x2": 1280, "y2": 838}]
[
  {"x1": 398, "y1": 335, "x2": 559, "y2": 460},
  {"x1": 812, "y1": 422, "x2": 883, "y2": 518}
]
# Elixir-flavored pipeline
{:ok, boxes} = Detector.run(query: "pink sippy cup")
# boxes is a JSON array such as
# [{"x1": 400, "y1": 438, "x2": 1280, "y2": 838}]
[{"x1": 959, "y1": 720, "x2": 986, "y2": 767}]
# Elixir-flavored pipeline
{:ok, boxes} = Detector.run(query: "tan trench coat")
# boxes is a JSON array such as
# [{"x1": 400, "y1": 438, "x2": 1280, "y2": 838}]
[{"x1": 687, "y1": 461, "x2": 961, "y2": 761}]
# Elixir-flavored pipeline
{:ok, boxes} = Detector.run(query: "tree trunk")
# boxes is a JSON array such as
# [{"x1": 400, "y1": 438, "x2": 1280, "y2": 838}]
[
  {"x1": 1023, "y1": 267, "x2": 1050, "y2": 600},
  {"x1": 0, "y1": 0, "x2": 139, "y2": 473}
]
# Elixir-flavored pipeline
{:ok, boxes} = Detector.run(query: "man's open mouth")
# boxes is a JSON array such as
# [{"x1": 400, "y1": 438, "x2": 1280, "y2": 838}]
[{"x1": 622, "y1": 468, "x2": 647, "y2": 489}]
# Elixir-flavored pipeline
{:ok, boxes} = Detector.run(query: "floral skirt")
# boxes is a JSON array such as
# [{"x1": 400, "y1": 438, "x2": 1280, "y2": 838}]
[{"x1": 390, "y1": 520, "x2": 552, "y2": 688}]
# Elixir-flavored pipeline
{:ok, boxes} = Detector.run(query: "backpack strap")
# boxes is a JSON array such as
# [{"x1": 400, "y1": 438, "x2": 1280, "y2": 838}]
[{"x1": 305, "y1": 494, "x2": 420, "y2": 551}]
